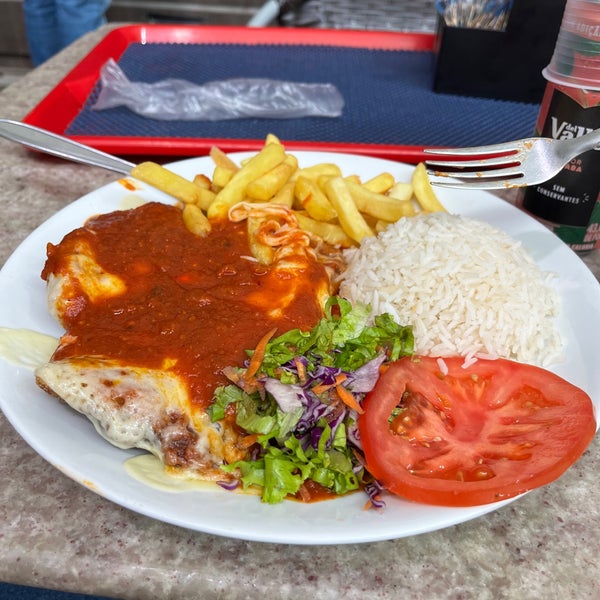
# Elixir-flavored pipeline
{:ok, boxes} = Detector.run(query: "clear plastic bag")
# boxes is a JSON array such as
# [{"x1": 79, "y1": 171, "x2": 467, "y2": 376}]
[{"x1": 91, "y1": 59, "x2": 344, "y2": 121}]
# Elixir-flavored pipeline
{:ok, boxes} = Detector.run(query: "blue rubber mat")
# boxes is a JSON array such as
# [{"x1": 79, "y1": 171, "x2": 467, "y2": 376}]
[{"x1": 66, "y1": 42, "x2": 540, "y2": 148}]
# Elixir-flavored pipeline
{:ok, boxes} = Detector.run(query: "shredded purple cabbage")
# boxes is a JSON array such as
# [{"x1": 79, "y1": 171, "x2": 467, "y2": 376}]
[
  {"x1": 217, "y1": 479, "x2": 240, "y2": 491},
  {"x1": 327, "y1": 410, "x2": 345, "y2": 440},
  {"x1": 313, "y1": 364, "x2": 343, "y2": 385},
  {"x1": 263, "y1": 378, "x2": 303, "y2": 413},
  {"x1": 364, "y1": 480, "x2": 386, "y2": 509},
  {"x1": 345, "y1": 354, "x2": 386, "y2": 393},
  {"x1": 346, "y1": 421, "x2": 362, "y2": 450},
  {"x1": 296, "y1": 392, "x2": 333, "y2": 435},
  {"x1": 310, "y1": 426, "x2": 323, "y2": 449}
]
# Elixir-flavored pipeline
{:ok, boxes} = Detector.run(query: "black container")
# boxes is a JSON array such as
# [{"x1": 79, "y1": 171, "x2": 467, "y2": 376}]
[{"x1": 433, "y1": 0, "x2": 567, "y2": 103}]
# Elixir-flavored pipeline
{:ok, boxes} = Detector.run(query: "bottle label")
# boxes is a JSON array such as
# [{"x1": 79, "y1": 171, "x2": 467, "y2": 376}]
[
  {"x1": 521, "y1": 84, "x2": 600, "y2": 251},
  {"x1": 553, "y1": 201, "x2": 600, "y2": 252},
  {"x1": 562, "y1": 1, "x2": 600, "y2": 80}
]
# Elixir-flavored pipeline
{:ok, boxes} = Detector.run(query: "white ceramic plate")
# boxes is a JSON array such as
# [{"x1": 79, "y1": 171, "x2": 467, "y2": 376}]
[{"x1": 1, "y1": 152, "x2": 599, "y2": 545}]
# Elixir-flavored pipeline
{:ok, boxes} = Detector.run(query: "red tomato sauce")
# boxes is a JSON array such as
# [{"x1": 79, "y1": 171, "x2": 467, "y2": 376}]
[{"x1": 42, "y1": 202, "x2": 329, "y2": 408}]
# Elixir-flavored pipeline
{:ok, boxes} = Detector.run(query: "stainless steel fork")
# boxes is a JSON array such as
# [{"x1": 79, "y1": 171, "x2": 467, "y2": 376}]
[{"x1": 423, "y1": 128, "x2": 600, "y2": 190}]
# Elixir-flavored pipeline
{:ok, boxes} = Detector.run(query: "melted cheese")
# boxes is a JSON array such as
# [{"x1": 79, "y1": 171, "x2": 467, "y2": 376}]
[
  {"x1": 118, "y1": 195, "x2": 147, "y2": 210},
  {"x1": 124, "y1": 453, "x2": 260, "y2": 495},
  {"x1": 0, "y1": 327, "x2": 58, "y2": 369},
  {"x1": 124, "y1": 454, "x2": 218, "y2": 492},
  {"x1": 35, "y1": 357, "x2": 226, "y2": 469}
]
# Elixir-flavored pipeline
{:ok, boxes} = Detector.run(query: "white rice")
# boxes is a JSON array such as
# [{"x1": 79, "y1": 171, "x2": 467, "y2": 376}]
[{"x1": 339, "y1": 212, "x2": 564, "y2": 367}]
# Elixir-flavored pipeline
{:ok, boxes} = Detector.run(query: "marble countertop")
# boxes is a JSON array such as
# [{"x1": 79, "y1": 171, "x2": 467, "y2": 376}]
[{"x1": 1, "y1": 25, "x2": 599, "y2": 600}]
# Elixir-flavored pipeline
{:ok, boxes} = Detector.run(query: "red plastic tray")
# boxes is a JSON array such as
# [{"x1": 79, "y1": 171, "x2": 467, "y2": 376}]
[{"x1": 23, "y1": 24, "x2": 435, "y2": 162}]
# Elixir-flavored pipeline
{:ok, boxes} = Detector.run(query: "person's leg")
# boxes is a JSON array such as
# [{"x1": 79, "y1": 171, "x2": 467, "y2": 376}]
[
  {"x1": 22, "y1": 0, "x2": 61, "y2": 66},
  {"x1": 56, "y1": 0, "x2": 111, "y2": 48}
]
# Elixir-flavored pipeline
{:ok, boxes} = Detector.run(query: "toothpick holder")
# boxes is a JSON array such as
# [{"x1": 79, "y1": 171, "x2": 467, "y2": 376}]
[{"x1": 433, "y1": 0, "x2": 567, "y2": 103}]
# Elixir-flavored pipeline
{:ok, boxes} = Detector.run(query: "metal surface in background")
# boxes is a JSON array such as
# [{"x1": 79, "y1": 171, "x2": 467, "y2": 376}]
[
  {"x1": 280, "y1": 0, "x2": 437, "y2": 31},
  {"x1": 107, "y1": 0, "x2": 265, "y2": 25},
  {"x1": 106, "y1": 0, "x2": 439, "y2": 30}
]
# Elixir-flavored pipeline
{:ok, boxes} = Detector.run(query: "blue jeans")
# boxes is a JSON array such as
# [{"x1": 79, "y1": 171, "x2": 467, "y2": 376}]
[{"x1": 23, "y1": 0, "x2": 111, "y2": 66}]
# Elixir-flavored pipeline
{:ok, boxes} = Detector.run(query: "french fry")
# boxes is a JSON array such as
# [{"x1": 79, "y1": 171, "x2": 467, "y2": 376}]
[
  {"x1": 375, "y1": 220, "x2": 394, "y2": 233},
  {"x1": 247, "y1": 216, "x2": 275, "y2": 265},
  {"x1": 387, "y1": 181, "x2": 414, "y2": 202},
  {"x1": 182, "y1": 203, "x2": 211, "y2": 237},
  {"x1": 411, "y1": 162, "x2": 446, "y2": 213},
  {"x1": 271, "y1": 181, "x2": 295, "y2": 207},
  {"x1": 294, "y1": 212, "x2": 354, "y2": 247},
  {"x1": 265, "y1": 133, "x2": 283, "y2": 146},
  {"x1": 191, "y1": 175, "x2": 217, "y2": 211},
  {"x1": 212, "y1": 165, "x2": 236, "y2": 190},
  {"x1": 131, "y1": 162, "x2": 206, "y2": 205},
  {"x1": 246, "y1": 154, "x2": 298, "y2": 202},
  {"x1": 193, "y1": 173, "x2": 212, "y2": 190},
  {"x1": 362, "y1": 172, "x2": 395, "y2": 194},
  {"x1": 343, "y1": 175, "x2": 362, "y2": 186},
  {"x1": 292, "y1": 163, "x2": 342, "y2": 182},
  {"x1": 195, "y1": 188, "x2": 218, "y2": 212},
  {"x1": 345, "y1": 181, "x2": 415, "y2": 221},
  {"x1": 316, "y1": 174, "x2": 335, "y2": 191},
  {"x1": 295, "y1": 175, "x2": 338, "y2": 222},
  {"x1": 207, "y1": 143, "x2": 286, "y2": 220},
  {"x1": 210, "y1": 146, "x2": 239, "y2": 172},
  {"x1": 323, "y1": 177, "x2": 374, "y2": 243}
]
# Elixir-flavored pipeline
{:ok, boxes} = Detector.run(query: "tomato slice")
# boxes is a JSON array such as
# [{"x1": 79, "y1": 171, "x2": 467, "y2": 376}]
[{"x1": 358, "y1": 356, "x2": 596, "y2": 507}]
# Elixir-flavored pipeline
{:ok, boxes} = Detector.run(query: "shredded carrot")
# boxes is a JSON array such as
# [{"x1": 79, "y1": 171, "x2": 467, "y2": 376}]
[
  {"x1": 294, "y1": 356, "x2": 307, "y2": 384},
  {"x1": 312, "y1": 373, "x2": 347, "y2": 395},
  {"x1": 351, "y1": 448, "x2": 367, "y2": 467},
  {"x1": 244, "y1": 327, "x2": 278, "y2": 384},
  {"x1": 311, "y1": 382, "x2": 332, "y2": 395},
  {"x1": 238, "y1": 433, "x2": 259, "y2": 450},
  {"x1": 335, "y1": 382, "x2": 365, "y2": 414}
]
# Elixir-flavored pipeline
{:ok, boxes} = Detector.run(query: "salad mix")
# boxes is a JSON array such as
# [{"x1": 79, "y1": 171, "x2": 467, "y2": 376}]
[{"x1": 208, "y1": 297, "x2": 413, "y2": 505}]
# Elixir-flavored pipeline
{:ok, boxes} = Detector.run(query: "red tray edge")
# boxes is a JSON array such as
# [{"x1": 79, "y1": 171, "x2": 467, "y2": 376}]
[
  {"x1": 67, "y1": 135, "x2": 430, "y2": 164},
  {"x1": 23, "y1": 24, "x2": 437, "y2": 163}
]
